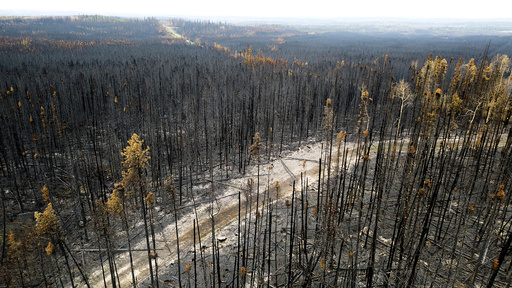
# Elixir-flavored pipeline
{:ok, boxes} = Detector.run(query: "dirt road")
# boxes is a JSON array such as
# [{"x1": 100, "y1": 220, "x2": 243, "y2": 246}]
[{"x1": 87, "y1": 141, "x2": 356, "y2": 287}]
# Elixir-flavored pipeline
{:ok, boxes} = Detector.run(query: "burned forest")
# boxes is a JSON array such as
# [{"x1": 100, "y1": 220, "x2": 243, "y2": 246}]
[{"x1": 1, "y1": 16, "x2": 512, "y2": 287}]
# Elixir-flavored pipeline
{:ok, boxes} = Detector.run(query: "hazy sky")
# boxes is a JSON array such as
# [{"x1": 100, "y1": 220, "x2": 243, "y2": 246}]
[{"x1": 2, "y1": 0, "x2": 511, "y2": 20}]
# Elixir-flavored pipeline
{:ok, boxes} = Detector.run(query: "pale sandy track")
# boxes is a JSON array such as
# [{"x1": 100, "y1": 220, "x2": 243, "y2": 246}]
[{"x1": 87, "y1": 141, "x2": 359, "y2": 287}]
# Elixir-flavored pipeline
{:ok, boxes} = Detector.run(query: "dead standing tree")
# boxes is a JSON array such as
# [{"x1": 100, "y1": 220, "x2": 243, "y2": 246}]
[{"x1": 248, "y1": 132, "x2": 265, "y2": 285}]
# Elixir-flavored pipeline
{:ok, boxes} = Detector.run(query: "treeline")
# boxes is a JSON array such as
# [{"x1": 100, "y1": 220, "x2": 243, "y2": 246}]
[
  {"x1": 0, "y1": 16, "x2": 164, "y2": 42},
  {"x1": 168, "y1": 18, "x2": 300, "y2": 44},
  {"x1": 0, "y1": 16, "x2": 168, "y2": 53}
]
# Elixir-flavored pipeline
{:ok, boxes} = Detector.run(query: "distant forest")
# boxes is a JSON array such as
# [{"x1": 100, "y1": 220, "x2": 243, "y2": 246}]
[{"x1": 1, "y1": 16, "x2": 512, "y2": 287}]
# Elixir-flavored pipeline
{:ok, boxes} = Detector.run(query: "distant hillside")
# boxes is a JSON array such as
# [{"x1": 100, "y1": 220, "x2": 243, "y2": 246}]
[{"x1": 0, "y1": 15, "x2": 172, "y2": 51}]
